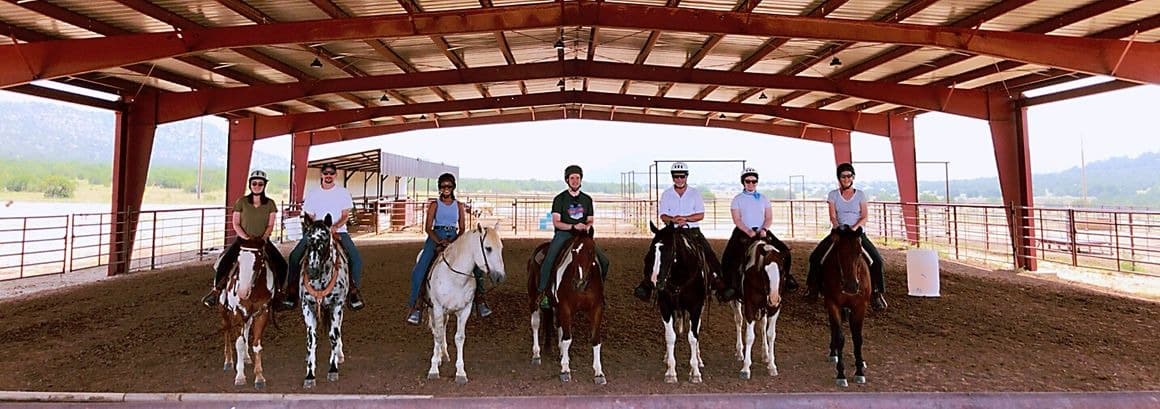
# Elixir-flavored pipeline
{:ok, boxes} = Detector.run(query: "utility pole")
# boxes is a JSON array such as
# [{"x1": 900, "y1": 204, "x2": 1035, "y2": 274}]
[
  {"x1": 1080, "y1": 135, "x2": 1088, "y2": 207},
  {"x1": 197, "y1": 117, "x2": 204, "y2": 200}
]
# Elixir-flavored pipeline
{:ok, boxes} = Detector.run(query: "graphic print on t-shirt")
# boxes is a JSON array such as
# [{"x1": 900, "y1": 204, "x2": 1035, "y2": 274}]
[{"x1": 567, "y1": 202, "x2": 587, "y2": 222}]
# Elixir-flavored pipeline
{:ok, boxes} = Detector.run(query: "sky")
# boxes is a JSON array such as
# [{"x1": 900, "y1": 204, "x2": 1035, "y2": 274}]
[{"x1": 4, "y1": 78, "x2": 1158, "y2": 186}]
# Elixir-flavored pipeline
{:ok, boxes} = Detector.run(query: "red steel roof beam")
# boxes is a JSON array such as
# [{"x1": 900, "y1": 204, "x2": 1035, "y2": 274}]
[{"x1": 655, "y1": 0, "x2": 762, "y2": 98}]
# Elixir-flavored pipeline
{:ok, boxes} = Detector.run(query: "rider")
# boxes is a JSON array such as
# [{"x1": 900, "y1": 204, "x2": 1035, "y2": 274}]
[
  {"x1": 404, "y1": 173, "x2": 492, "y2": 325},
  {"x1": 202, "y1": 170, "x2": 289, "y2": 307},
  {"x1": 536, "y1": 164, "x2": 611, "y2": 309},
  {"x1": 805, "y1": 163, "x2": 887, "y2": 311},
  {"x1": 718, "y1": 167, "x2": 798, "y2": 302},
  {"x1": 281, "y1": 163, "x2": 365, "y2": 311},
  {"x1": 634, "y1": 162, "x2": 722, "y2": 301}
]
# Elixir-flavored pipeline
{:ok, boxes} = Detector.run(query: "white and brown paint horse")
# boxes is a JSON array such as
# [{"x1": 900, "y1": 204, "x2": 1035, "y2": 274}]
[
  {"x1": 216, "y1": 236, "x2": 275, "y2": 389},
  {"x1": 297, "y1": 213, "x2": 349, "y2": 388},
  {"x1": 645, "y1": 222, "x2": 710, "y2": 384},
  {"x1": 730, "y1": 238, "x2": 788, "y2": 379},
  {"x1": 424, "y1": 222, "x2": 506, "y2": 384}
]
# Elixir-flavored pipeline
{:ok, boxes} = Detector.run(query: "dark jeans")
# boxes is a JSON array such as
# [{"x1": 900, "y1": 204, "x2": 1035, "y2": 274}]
[
  {"x1": 287, "y1": 232, "x2": 363, "y2": 292},
  {"x1": 643, "y1": 227, "x2": 721, "y2": 282},
  {"x1": 213, "y1": 238, "x2": 288, "y2": 291},
  {"x1": 720, "y1": 227, "x2": 792, "y2": 291},
  {"x1": 807, "y1": 230, "x2": 884, "y2": 293},
  {"x1": 537, "y1": 230, "x2": 610, "y2": 293},
  {"x1": 408, "y1": 228, "x2": 485, "y2": 308}
]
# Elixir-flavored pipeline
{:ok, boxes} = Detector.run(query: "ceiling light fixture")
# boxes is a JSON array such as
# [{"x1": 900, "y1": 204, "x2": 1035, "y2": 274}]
[
  {"x1": 829, "y1": 57, "x2": 842, "y2": 67},
  {"x1": 718, "y1": 113, "x2": 726, "y2": 119},
  {"x1": 758, "y1": 92, "x2": 768, "y2": 100},
  {"x1": 379, "y1": 94, "x2": 389, "y2": 102},
  {"x1": 557, "y1": 79, "x2": 565, "y2": 87},
  {"x1": 310, "y1": 57, "x2": 323, "y2": 68},
  {"x1": 554, "y1": 38, "x2": 565, "y2": 51},
  {"x1": 420, "y1": 114, "x2": 427, "y2": 120}
]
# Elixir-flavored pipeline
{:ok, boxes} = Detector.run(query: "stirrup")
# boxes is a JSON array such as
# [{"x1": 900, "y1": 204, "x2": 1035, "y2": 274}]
[
  {"x1": 349, "y1": 291, "x2": 365, "y2": 311},
  {"x1": 476, "y1": 302, "x2": 493, "y2": 318},
  {"x1": 201, "y1": 289, "x2": 220, "y2": 308},
  {"x1": 538, "y1": 293, "x2": 550, "y2": 309},
  {"x1": 405, "y1": 308, "x2": 422, "y2": 325}
]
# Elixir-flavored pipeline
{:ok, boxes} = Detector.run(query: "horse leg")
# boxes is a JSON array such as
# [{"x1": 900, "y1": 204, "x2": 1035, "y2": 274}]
[
  {"x1": 851, "y1": 308, "x2": 867, "y2": 384},
  {"x1": 327, "y1": 305, "x2": 343, "y2": 382},
  {"x1": 765, "y1": 310, "x2": 780, "y2": 376},
  {"x1": 590, "y1": 304, "x2": 606, "y2": 385},
  {"x1": 740, "y1": 320, "x2": 755, "y2": 380},
  {"x1": 827, "y1": 305, "x2": 848, "y2": 387},
  {"x1": 221, "y1": 313, "x2": 234, "y2": 372},
  {"x1": 302, "y1": 306, "x2": 318, "y2": 389},
  {"x1": 557, "y1": 308, "x2": 573, "y2": 382},
  {"x1": 251, "y1": 311, "x2": 269, "y2": 389},
  {"x1": 440, "y1": 313, "x2": 451, "y2": 362},
  {"x1": 453, "y1": 306, "x2": 471, "y2": 385},
  {"x1": 687, "y1": 310, "x2": 703, "y2": 384},
  {"x1": 242, "y1": 319, "x2": 253, "y2": 365},
  {"x1": 530, "y1": 309, "x2": 542, "y2": 365},
  {"x1": 427, "y1": 305, "x2": 445, "y2": 380},
  {"x1": 662, "y1": 315, "x2": 677, "y2": 384},
  {"x1": 233, "y1": 322, "x2": 248, "y2": 386},
  {"x1": 731, "y1": 301, "x2": 744, "y2": 362}
]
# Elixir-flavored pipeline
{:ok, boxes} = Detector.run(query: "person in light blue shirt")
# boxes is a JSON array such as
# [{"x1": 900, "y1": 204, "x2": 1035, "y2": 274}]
[
  {"x1": 404, "y1": 173, "x2": 492, "y2": 325},
  {"x1": 718, "y1": 167, "x2": 797, "y2": 302},
  {"x1": 805, "y1": 163, "x2": 887, "y2": 312}
]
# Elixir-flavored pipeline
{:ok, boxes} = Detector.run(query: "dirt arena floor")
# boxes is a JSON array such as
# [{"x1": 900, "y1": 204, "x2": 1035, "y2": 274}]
[{"x1": 0, "y1": 238, "x2": 1157, "y2": 396}]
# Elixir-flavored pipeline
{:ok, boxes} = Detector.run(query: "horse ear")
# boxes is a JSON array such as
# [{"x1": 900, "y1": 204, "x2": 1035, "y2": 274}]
[
  {"x1": 492, "y1": 220, "x2": 501, "y2": 231},
  {"x1": 323, "y1": 214, "x2": 333, "y2": 227},
  {"x1": 475, "y1": 222, "x2": 483, "y2": 233},
  {"x1": 649, "y1": 221, "x2": 659, "y2": 234}
]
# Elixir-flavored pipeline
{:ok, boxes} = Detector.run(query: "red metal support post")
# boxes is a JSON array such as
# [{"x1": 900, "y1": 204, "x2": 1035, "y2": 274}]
[
  {"x1": 830, "y1": 129, "x2": 852, "y2": 167},
  {"x1": 226, "y1": 116, "x2": 257, "y2": 244},
  {"x1": 888, "y1": 113, "x2": 920, "y2": 245},
  {"x1": 109, "y1": 89, "x2": 159, "y2": 276},
  {"x1": 988, "y1": 91, "x2": 1038, "y2": 270},
  {"x1": 291, "y1": 131, "x2": 312, "y2": 206}
]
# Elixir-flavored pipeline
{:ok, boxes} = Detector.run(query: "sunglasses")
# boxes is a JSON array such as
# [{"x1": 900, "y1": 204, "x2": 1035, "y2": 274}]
[
  {"x1": 439, "y1": 184, "x2": 454, "y2": 189},
  {"x1": 672, "y1": 175, "x2": 687, "y2": 179},
  {"x1": 321, "y1": 171, "x2": 337, "y2": 176},
  {"x1": 839, "y1": 173, "x2": 854, "y2": 179},
  {"x1": 250, "y1": 181, "x2": 265, "y2": 186},
  {"x1": 743, "y1": 179, "x2": 758, "y2": 184}
]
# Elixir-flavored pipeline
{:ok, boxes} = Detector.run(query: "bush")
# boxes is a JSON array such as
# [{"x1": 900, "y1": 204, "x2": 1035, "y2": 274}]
[
  {"x1": 4, "y1": 175, "x2": 31, "y2": 192},
  {"x1": 41, "y1": 175, "x2": 76, "y2": 198}
]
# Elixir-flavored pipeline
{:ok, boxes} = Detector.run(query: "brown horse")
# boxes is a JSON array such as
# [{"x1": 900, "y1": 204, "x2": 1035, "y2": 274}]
[
  {"x1": 217, "y1": 236, "x2": 275, "y2": 389},
  {"x1": 731, "y1": 237, "x2": 788, "y2": 380},
  {"x1": 527, "y1": 227, "x2": 607, "y2": 384},
  {"x1": 820, "y1": 226, "x2": 872, "y2": 387}
]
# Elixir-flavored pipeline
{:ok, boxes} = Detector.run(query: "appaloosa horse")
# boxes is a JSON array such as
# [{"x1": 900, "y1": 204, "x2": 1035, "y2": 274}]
[
  {"x1": 730, "y1": 238, "x2": 787, "y2": 379},
  {"x1": 527, "y1": 227, "x2": 607, "y2": 384},
  {"x1": 216, "y1": 236, "x2": 275, "y2": 389},
  {"x1": 820, "y1": 226, "x2": 872, "y2": 387},
  {"x1": 297, "y1": 214, "x2": 349, "y2": 388},
  {"x1": 645, "y1": 222, "x2": 710, "y2": 384},
  {"x1": 424, "y1": 222, "x2": 506, "y2": 384}
]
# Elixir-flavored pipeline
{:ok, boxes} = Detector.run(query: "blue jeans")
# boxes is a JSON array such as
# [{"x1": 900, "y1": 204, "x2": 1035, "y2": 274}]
[
  {"x1": 407, "y1": 228, "x2": 484, "y2": 308},
  {"x1": 288, "y1": 232, "x2": 363, "y2": 290},
  {"x1": 537, "y1": 230, "x2": 610, "y2": 293}
]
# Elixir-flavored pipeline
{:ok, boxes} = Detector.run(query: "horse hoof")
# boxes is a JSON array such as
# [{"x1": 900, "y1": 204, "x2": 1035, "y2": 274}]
[
  {"x1": 836, "y1": 378, "x2": 848, "y2": 387},
  {"x1": 739, "y1": 371, "x2": 751, "y2": 380},
  {"x1": 664, "y1": 375, "x2": 677, "y2": 384},
  {"x1": 427, "y1": 372, "x2": 440, "y2": 380},
  {"x1": 829, "y1": 356, "x2": 839, "y2": 363},
  {"x1": 244, "y1": 357, "x2": 252, "y2": 365},
  {"x1": 594, "y1": 375, "x2": 607, "y2": 385},
  {"x1": 559, "y1": 372, "x2": 571, "y2": 382},
  {"x1": 222, "y1": 362, "x2": 232, "y2": 371},
  {"x1": 855, "y1": 375, "x2": 866, "y2": 384},
  {"x1": 234, "y1": 378, "x2": 246, "y2": 387},
  {"x1": 456, "y1": 375, "x2": 468, "y2": 385},
  {"x1": 303, "y1": 379, "x2": 316, "y2": 389},
  {"x1": 690, "y1": 375, "x2": 702, "y2": 384},
  {"x1": 254, "y1": 380, "x2": 266, "y2": 390},
  {"x1": 769, "y1": 367, "x2": 779, "y2": 377},
  {"x1": 327, "y1": 372, "x2": 339, "y2": 382},
  {"x1": 531, "y1": 357, "x2": 541, "y2": 365}
]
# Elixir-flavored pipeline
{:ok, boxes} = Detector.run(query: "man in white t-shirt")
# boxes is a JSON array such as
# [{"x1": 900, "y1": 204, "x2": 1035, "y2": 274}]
[
  {"x1": 281, "y1": 163, "x2": 365, "y2": 310},
  {"x1": 634, "y1": 162, "x2": 722, "y2": 301}
]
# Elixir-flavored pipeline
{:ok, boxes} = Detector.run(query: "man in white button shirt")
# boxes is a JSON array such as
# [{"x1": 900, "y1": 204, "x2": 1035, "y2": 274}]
[{"x1": 634, "y1": 162, "x2": 723, "y2": 301}]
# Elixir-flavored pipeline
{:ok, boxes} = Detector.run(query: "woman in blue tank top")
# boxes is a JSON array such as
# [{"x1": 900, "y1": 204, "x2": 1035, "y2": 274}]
[{"x1": 405, "y1": 173, "x2": 492, "y2": 325}]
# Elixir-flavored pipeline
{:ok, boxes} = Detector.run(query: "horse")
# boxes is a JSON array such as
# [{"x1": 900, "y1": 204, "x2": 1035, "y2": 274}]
[
  {"x1": 297, "y1": 213, "x2": 349, "y2": 388},
  {"x1": 424, "y1": 222, "x2": 506, "y2": 384},
  {"x1": 730, "y1": 237, "x2": 787, "y2": 380},
  {"x1": 527, "y1": 227, "x2": 607, "y2": 384},
  {"x1": 216, "y1": 236, "x2": 276, "y2": 389},
  {"x1": 645, "y1": 222, "x2": 710, "y2": 384},
  {"x1": 819, "y1": 226, "x2": 873, "y2": 387}
]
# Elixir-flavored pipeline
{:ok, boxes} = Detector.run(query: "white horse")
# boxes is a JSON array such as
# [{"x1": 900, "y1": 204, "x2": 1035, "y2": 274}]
[
  {"x1": 425, "y1": 222, "x2": 506, "y2": 384},
  {"x1": 730, "y1": 240, "x2": 785, "y2": 379}
]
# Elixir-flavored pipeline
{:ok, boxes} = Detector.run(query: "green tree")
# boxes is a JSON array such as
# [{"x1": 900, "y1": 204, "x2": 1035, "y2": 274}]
[{"x1": 41, "y1": 175, "x2": 76, "y2": 198}]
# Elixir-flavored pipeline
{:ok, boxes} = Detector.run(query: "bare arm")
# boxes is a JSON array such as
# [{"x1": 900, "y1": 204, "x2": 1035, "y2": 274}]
[
  {"x1": 424, "y1": 201, "x2": 438, "y2": 241},
  {"x1": 731, "y1": 208, "x2": 754, "y2": 236},
  {"x1": 854, "y1": 198, "x2": 869, "y2": 231},
  {"x1": 828, "y1": 201, "x2": 839, "y2": 228},
  {"x1": 232, "y1": 211, "x2": 247, "y2": 239},
  {"x1": 551, "y1": 213, "x2": 571, "y2": 231},
  {"x1": 263, "y1": 212, "x2": 275, "y2": 240},
  {"x1": 457, "y1": 201, "x2": 467, "y2": 235},
  {"x1": 761, "y1": 206, "x2": 773, "y2": 231}
]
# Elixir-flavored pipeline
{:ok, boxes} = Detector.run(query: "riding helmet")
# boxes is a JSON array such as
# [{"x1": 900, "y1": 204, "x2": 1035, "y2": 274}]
[
  {"x1": 670, "y1": 162, "x2": 689, "y2": 176},
  {"x1": 564, "y1": 164, "x2": 583, "y2": 180},
  {"x1": 248, "y1": 169, "x2": 268, "y2": 182},
  {"x1": 437, "y1": 172, "x2": 456, "y2": 188},
  {"x1": 740, "y1": 167, "x2": 759, "y2": 183},
  {"x1": 836, "y1": 162, "x2": 856, "y2": 179}
]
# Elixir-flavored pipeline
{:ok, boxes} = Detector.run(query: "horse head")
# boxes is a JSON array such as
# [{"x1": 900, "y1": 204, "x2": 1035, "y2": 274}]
[
  {"x1": 234, "y1": 236, "x2": 269, "y2": 301},
  {"x1": 563, "y1": 226, "x2": 600, "y2": 284},
  {"x1": 470, "y1": 221, "x2": 507, "y2": 284},
  {"x1": 828, "y1": 226, "x2": 868, "y2": 295},
  {"x1": 301, "y1": 213, "x2": 335, "y2": 281},
  {"x1": 645, "y1": 221, "x2": 698, "y2": 291},
  {"x1": 745, "y1": 240, "x2": 785, "y2": 308}
]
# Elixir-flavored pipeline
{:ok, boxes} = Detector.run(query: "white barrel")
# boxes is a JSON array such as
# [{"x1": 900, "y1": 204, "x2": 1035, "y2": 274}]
[{"x1": 906, "y1": 249, "x2": 940, "y2": 297}]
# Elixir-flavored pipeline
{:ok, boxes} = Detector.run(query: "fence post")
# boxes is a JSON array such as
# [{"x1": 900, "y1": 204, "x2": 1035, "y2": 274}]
[
  {"x1": 952, "y1": 206, "x2": 959, "y2": 260},
  {"x1": 512, "y1": 199, "x2": 519, "y2": 235},
  {"x1": 788, "y1": 201, "x2": 795, "y2": 238},
  {"x1": 199, "y1": 209, "x2": 206, "y2": 255},
  {"x1": 151, "y1": 211, "x2": 158, "y2": 270},
  {"x1": 1068, "y1": 209, "x2": 1078, "y2": 267},
  {"x1": 67, "y1": 214, "x2": 74, "y2": 274},
  {"x1": 20, "y1": 218, "x2": 27, "y2": 279},
  {"x1": 1113, "y1": 212, "x2": 1121, "y2": 271}
]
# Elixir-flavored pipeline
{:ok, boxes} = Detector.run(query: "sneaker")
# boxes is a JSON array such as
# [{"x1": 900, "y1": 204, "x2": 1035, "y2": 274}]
[
  {"x1": 538, "y1": 293, "x2": 550, "y2": 309},
  {"x1": 784, "y1": 275, "x2": 800, "y2": 293},
  {"x1": 201, "y1": 289, "x2": 220, "y2": 308},
  {"x1": 871, "y1": 292, "x2": 888, "y2": 312},
  {"x1": 349, "y1": 289, "x2": 365, "y2": 311},
  {"x1": 476, "y1": 302, "x2": 493, "y2": 318},
  {"x1": 405, "y1": 308, "x2": 422, "y2": 325},
  {"x1": 633, "y1": 280, "x2": 653, "y2": 301}
]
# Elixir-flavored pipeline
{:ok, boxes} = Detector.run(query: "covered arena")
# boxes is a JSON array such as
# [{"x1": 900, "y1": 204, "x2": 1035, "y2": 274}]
[{"x1": 1, "y1": 0, "x2": 1159, "y2": 406}]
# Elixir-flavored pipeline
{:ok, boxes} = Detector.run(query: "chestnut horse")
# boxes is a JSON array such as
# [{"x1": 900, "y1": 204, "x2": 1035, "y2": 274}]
[
  {"x1": 217, "y1": 236, "x2": 275, "y2": 389},
  {"x1": 645, "y1": 222, "x2": 709, "y2": 384},
  {"x1": 730, "y1": 238, "x2": 787, "y2": 380},
  {"x1": 820, "y1": 226, "x2": 872, "y2": 387},
  {"x1": 527, "y1": 227, "x2": 607, "y2": 384}
]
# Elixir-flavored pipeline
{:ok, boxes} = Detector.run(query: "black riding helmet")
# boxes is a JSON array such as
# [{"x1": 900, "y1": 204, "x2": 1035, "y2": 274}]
[
  {"x1": 564, "y1": 164, "x2": 583, "y2": 180},
  {"x1": 836, "y1": 162, "x2": 856, "y2": 179},
  {"x1": 437, "y1": 172, "x2": 456, "y2": 188}
]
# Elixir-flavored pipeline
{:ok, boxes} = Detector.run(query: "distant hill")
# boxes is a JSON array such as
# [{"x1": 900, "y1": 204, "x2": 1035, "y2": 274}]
[{"x1": 0, "y1": 100, "x2": 288, "y2": 171}]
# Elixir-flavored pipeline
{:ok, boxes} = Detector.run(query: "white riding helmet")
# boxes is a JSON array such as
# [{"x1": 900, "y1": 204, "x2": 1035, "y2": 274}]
[
  {"x1": 740, "y1": 167, "x2": 759, "y2": 182},
  {"x1": 248, "y1": 169, "x2": 268, "y2": 182},
  {"x1": 670, "y1": 162, "x2": 689, "y2": 174}
]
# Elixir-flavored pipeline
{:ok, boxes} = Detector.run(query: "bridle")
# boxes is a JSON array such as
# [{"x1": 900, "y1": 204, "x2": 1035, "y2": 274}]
[{"x1": 438, "y1": 228, "x2": 497, "y2": 289}]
